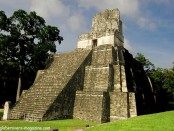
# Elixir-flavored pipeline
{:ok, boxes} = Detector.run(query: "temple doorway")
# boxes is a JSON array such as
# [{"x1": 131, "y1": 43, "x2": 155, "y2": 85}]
[{"x1": 92, "y1": 39, "x2": 97, "y2": 48}]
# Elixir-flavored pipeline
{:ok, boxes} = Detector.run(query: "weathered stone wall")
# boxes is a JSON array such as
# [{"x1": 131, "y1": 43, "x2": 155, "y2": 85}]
[
  {"x1": 73, "y1": 91, "x2": 104, "y2": 122},
  {"x1": 43, "y1": 64, "x2": 87, "y2": 120},
  {"x1": 91, "y1": 9, "x2": 120, "y2": 33},
  {"x1": 77, "y1": 9, "x2": 124, "y2": 49},
  {"x1": 74, "y1": 45, "x2": 130, "y2": 123},
  {"x1": 128, "y1": 93, "x2": 137, "y2": 117},
  {"x1": 73, "y1": 44, "x2": 155, "y2": 123},
  {"x1": 91, "y1": 45, "x2": 115, "y2": 66},
  {"x1": 74, "y1": 45, "x2": 115, "y2": 123},
  {"x1": 101, "y1": 92, "x2": 110, "y2": 123},
  {"x1": 110, "y1": 92, "x2": 128, "y2": 121},
  {"x1": 10, "y1": 49, "x2": 92, "y2": 121},
  {"x1": 123, "y1": 49, "x2": 155, "y2": 115},
  {"x1": 83, "y1": 66, "x2": 111, "y2": 91},
  {"x1": 109, "y1": 92, "x2": 137, "y2": 122},
  {"x1": 74, "y1": 91, "x2": 110, "y2": 123},
  {"x1": 113, "y1": 65, "x2": 121, "y2": 91}
]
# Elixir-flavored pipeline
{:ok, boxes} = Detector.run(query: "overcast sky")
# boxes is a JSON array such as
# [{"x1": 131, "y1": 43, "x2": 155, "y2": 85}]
[{"x1": 0, "y1": 0, "x2": 174, "y2": 68}]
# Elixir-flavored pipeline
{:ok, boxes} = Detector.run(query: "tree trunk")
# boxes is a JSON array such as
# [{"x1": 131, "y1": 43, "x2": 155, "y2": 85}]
[{"x1": 16, "y1": 66, "x2": 22, "y2": 102}]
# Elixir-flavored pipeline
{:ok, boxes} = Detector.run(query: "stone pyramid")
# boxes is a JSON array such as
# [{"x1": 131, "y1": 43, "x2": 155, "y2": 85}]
[{"x1": 10, "y1": 9, "x2": 155, "y2": 123}]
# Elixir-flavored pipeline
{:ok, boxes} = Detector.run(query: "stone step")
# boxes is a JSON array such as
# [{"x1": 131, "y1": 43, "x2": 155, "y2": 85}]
[{"x1": 10, "y1": 49, "x2": 91, "y2": 121}]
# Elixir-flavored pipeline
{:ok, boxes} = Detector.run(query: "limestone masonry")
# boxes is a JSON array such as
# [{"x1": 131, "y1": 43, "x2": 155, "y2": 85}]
[{"x1": 9, "y1": 9, "x2": 155, "y2": 123}]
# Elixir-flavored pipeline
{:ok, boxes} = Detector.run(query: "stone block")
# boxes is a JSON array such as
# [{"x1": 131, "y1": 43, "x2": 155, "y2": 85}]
[
  {"x1": 83, "y1": 66, "x2": 110, "y2": 91},
  {"x1": 73, "y1": 91, "x2": 104, "y2": 122},
  {"x1": 3, "y1": 101, "x2": 11, "y2": 120},
  {"x1": 129, "y1": 93, "x2": 137, "y2": 117},
  {"x1": 113, "y1": 65, "x2": 121, "y2": 91},
  {"x1": 110, "y1": 92, "x2": 128, "y2": 121},
  {"x1": 120, "y1": 65, "x2": 128, "y2": 92}
]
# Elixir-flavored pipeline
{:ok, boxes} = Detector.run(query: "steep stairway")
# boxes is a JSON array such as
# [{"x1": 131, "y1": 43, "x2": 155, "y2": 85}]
[
  {"x1": 74, "y1": 45, "x2": 114, "y2": 123},
  {"x1": 10, "y1": 49, "x2": 91, "y2": 121}
]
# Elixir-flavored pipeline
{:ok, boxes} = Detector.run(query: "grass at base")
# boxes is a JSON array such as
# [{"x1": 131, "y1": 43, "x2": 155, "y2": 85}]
[
  {"x1": 0, "y1": 118, "x2": 97, "y2": 131},
  {"x1": 0, "y1": 109, "x2": 96, "y2": 130},
  {"x1": 0, "y1": 110, "x2": 173, "y2": 131},
  {"x1": 85, "y1": 111, "x2": 174, "y2": 131}
]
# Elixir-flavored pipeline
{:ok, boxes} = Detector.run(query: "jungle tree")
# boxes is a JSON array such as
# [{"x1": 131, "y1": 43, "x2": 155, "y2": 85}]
[{"x1": 0, "y1": 10, "x2": 63, "y2": 102}]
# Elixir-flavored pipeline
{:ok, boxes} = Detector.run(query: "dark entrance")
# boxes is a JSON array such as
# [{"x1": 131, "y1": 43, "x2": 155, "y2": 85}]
[{"x1": 92, "y1": 39, "x2": 97, "y2": 48}]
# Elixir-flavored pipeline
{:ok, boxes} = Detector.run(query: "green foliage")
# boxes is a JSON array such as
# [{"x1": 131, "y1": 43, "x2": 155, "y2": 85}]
[
  {"x1": 0, "y1": 9, "x2": 63, "y2": 104},
  {"x1": 135, "y1": 53, "x2": 155, "y2": 73},
  {"x1": 135, "y1": 53, "x2": 174, "y2": 111},
  {"x1": 150, "y1": 67, "x2": 174, "y2": 110},
  {"x1": 86, "y1": 111, "x2": 174, "y2": 131}
]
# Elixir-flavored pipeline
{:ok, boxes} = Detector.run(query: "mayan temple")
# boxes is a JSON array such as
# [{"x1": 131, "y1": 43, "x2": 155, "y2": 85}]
[{"x1": 10, "y1": 9, "x2": 155, "y2": 123}]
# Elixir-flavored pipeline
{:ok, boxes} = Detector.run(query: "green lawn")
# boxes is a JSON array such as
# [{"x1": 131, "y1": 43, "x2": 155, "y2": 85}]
[
  {"x1": 0, "y1": 110, "x2": 173, "y2": 131},
  {"x1": 0, "y1": 109, "x2": 96, "y2": 131},
  {"x1": 85, "y1": 111, "x2": 174, "y2": 131},
  {"x1": 0, "y1": 119, "x2": 96, "y2": 131}
]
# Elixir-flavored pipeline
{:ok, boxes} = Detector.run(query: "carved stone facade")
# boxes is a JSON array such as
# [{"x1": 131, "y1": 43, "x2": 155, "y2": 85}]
[
  {"x1": 9, "y1": 9, "x2": 155, "y2": 123},
  {"x1": 78, "y1": 9, "x2": 123, "y2": 49}
]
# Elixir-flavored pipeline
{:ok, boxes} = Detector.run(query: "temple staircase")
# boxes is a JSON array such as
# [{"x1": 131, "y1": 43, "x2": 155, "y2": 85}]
[{"x1": 10, "y1": 49, "x2": 91, "y2": 121}]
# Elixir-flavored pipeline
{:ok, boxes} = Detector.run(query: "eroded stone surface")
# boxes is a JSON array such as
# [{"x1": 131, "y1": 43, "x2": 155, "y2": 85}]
[
  {"x1": 3, "y1": 101, "x2": 11, "y2": 120},
  {"x1": 77, "y1": 9, "x2": 124, "y2": 49}
]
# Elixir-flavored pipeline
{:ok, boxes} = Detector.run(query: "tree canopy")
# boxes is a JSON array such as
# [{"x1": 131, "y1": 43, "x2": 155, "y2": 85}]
[
  {"x1": 0, "y1": 9, "x2": 63, "y2": 104},
  {"x1": 135, "y1": 53, "x2": 174, "y2": 111},
  {"x1": 135, "y1": 53, "x2": 155, "y2": 74}
]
